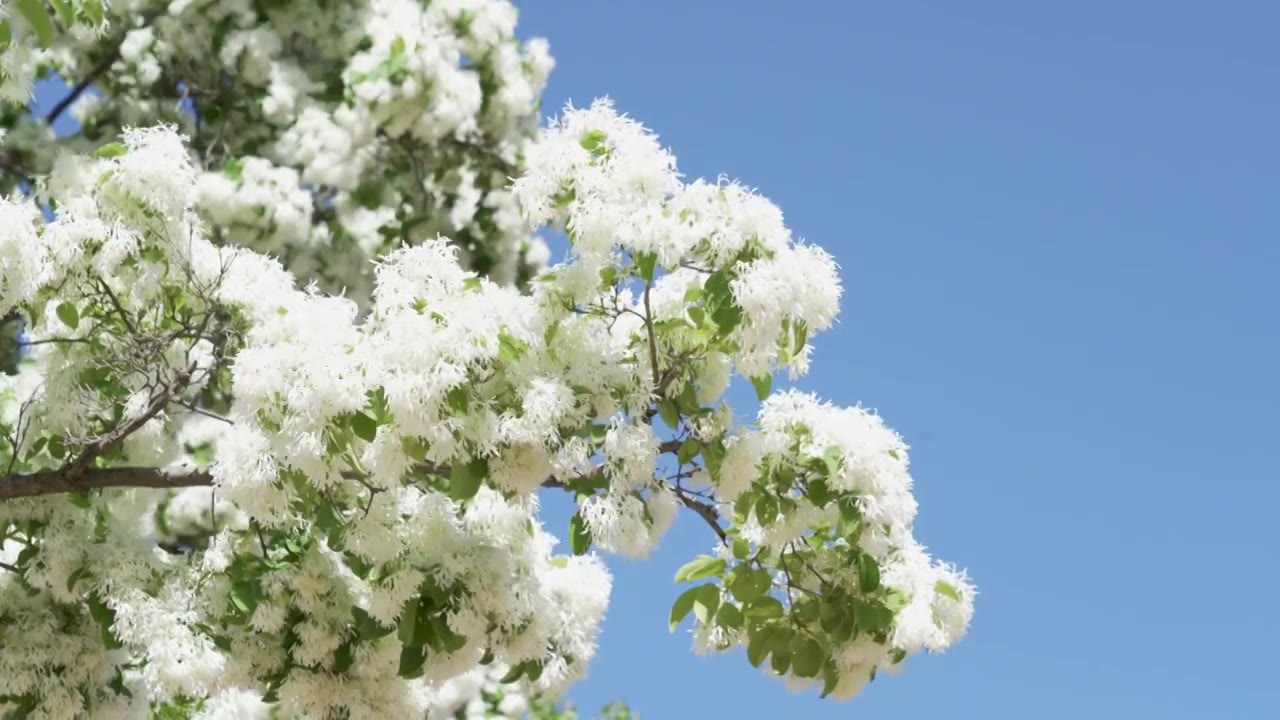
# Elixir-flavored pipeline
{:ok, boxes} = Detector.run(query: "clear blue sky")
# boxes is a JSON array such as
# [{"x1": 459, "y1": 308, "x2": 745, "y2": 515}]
[
  {"x1": 518, "y1": 1, "x2": 1280, "y2": 718},
  {"x1": 28, "y1": 2, "x2": 1278, "y2": 717}
]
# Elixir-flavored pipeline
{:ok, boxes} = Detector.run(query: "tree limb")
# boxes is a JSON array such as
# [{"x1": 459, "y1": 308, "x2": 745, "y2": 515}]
[{"x1": 0, "y1": 466, "x2": 212, "y2": 502}]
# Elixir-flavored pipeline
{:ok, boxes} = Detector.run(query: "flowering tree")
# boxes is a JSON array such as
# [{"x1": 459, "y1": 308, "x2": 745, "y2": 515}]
[{"x1": 0, "y1": 2, "x2": 974, "y2": 718}]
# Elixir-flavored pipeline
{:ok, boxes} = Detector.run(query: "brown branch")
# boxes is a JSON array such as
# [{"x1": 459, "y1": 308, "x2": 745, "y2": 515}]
[
  {"x1": 674, "y1": 485, "x2": 728, "y2": 545},
  {"x1": 0, "y1": 466, "x2": 212, "y2": 502}
]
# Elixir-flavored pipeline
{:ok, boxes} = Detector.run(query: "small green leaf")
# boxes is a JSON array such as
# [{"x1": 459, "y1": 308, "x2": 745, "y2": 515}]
[
  {"x1": 499, "y1": 662, "x2": 529, "y2": 684},
  {"x1": 55, "y1": 302, "x2": 79, "y2": 330},
  {"x1": 398, "y1": 644, "x2": 427, "y2": 679},
  {"x1": 755, "y1": 494, "x2": 778, "y2": 524},
  {"x1": 82, "y1": 0, "x2": 105, "y2": 25},
  {"x1": 223, "y1": 157, "x2": 244, "y2": 181},
  {"x1": 47, "y1": 435, "x2": 66, "y2": 460},
  {"x1": 94, "y1": 142, "x2": 128, "y2": 159},
  {"x1": 859, "y1": 554, "x2": 881, "y2": 592},
  {"x1": 66, "y1": 566, "x2": 90, "y2": 593},
  {"x1": 333, "y1": 641, "x2": 354, "y2": 674},
  {"x1": 351, "y1": 412, "x2": 378, "y2": 443},
  {"x1": 579, "y1": 129, "x2": 608, "y2": 155},
  {"x1": 49, "y1": 0, "x2": 75, "y2": 27},
  {"x1": 746, "y1": 626, "x2": 775, "y2": 667},
  {"x1": 792, "y1": 638, "x2": 825, "y2": 678},
  {"x1": 656, "y1": 399, "x2": 680, "y2": 428},
  {"x1": 448, "y1": 457, "x2": 487, "y2": 502},
  {"x1": 820, "y1": 661, "x2": 840, "y2": 698},
  {"x1": 745, "y1": 595, "x2": 785, "y2": 622},
  {"x1": 732, "y1": 537, "x2": 751, "y2": 560},
  {"x1": 668, "y1": 585, "x2": 700, "y2": 631},
  {"x1": 692, "y1": 584, "x2": 720, "y2": 624},
  {"x1": 715, "y1": 602, "x2": 743, "y2": 629},
  {"x1": 401, "y1": 437, "x2": 427, "y2": 462},
  {"x1": 635, "y1": 252, "x2": 658, "y2": 283},
  {"x1": 750, "y1": 374, "x2": 772, "y2": 401},
  {"x1": 677, "y1": 439, "x2": 700, "y2": 466},
  {"x1": 397, "y1": 601, "x2": 418, "y2": 645},
  {"x1": 935, "y1": 580, "x2": 962, "y2": 602},
  {"x1": 15, "y1": 0, "x2": 54, "y2": 49},
  {"x1": 729, "y1": 568, "x2": 767, "y2": 603},
  {"x1": 68, "y1": 492, "x2": 92, "y2": 509},
  {"x1": 673, "y1": 555, "x2": 726, "y2": 583},
  {"x1": 768, "y1": 628, "x2": 793, "y2": 674},
  {"x1": 569, "y1": 512, "x2": 592, "y2": 555}
]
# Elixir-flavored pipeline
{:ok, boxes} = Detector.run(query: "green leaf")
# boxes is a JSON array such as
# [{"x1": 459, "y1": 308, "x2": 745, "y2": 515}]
[
  {"x1": 15, "y1": 0, "x2": 53, "y2": 49},
  {"x1": 497, "y1": 330, "x2": 528, "y2": 364},
  {"x1": 579, "y1": 129, "x2": 608, "y2": 155},
  {"x1": 569, "y1": 512, "x2": 592, "y2": 555},
  {"x1": 859, "y1": 554, "x2": 881, "y2": 592},
  {"x1": 729, "y1": 568, "x2": 769, "y2": 603},
  {"x1": 822, "y1": 447, "x2": 843, "y2": 479},
  {"x1": 715, "y1": 602, "x2": 743, "y2": 629},
  {"x1": 673, "y1": 555, "x2": 726, "y2": 583},
  {"x1": 935, "y1": 580, "x2": 962, "y2": 602},
  {"x1": 668, "y1": 585, "x2": 701, "y2": 631},
  {"x1": 82, "y1": 0, "x2": 105, "y2": 25},
  {"x1": 499, "y1": 662, "x2": 529, "y2": 684},
  {"x1": 807, "y1": 477, "x2": 831, "y2": 507},
  {"x1": 768, "y1": 627, "x2": 794, "y2": 674},
  {"x1": 68, "y1": 492, "x2": 92, "y2": 509},
  {"x1": 87, "y1": 593, "x2": 121, "y2": 649},
  {"x1": 397, "y1": 601, "x2": 418, "y2": 645},
  {"x1": 55, "y1": 302, "x2": 79, "y2": 330},
  {"x1": 398, "y1": 644, "x2": 427, "y2": 679},
  {"x1": 222, "y1": 157, "x2": 244, "y2": 181},
  {"x1": 49, "y1": 0, "x2": 75, "y2": 27},
  {"x1": 46, "y1": 435, "x2": 65, "y2": 460},
  {"x1": 656, "y1": 399, "x2": 679, "y2": 428},
  {"x1": 750, "y1": 374, "x2": 772, "y2": 401},
  {"x1": 448, "y1": 457, "x2": 487, "y2": 502},
  {"x1": 692, "y1": 584, "x2": 720, "y2": 624},
  {"x1": 635, "y1": 252, "x2": 658, "y2": 283},
  {"x1": 333, "y1": 641, "x2": 354, "y2": 674},
  {"x1": 0, "y1": 21, "x2": 11, "y2": 54},
  {"x1": 792, "y1": 638, "x2": 825, "y2": 678},
  {"x1": 352, "y1": 606, "x2": 393, "y2": 641},
  {"x1": 66, "y1": 566, "x2": 90, "y2": 593},
  {"x1": 746, "y1": 626, "x2": 775, "y2": 667},
  {"x1": 401, "y1": 437, "x2": 427, "y2": 462},
  {"x1": 820, "y1": 661, "x2": 840, "y2": 698},
  {"x1": 351, "y1": 412, "x2": 378, "y2": 443},
  {"x1": 732, "y1": 537, "x2": 751, "y2": 560},
  {"x1": 390, "y1": 36, "x2": 406, "y2": 56},
  {"x1": 745, "y1": 595, "x2": 785, "y2": 622},
  {"x1": 94, "y1": 142, "x2": 128, "y2": 159},
  {"x1": 755, "y1": 494, "x2": 778, "y2": 525},
  {"x1": 677, "y1": 439, "x2": 700, "y2": 466}
]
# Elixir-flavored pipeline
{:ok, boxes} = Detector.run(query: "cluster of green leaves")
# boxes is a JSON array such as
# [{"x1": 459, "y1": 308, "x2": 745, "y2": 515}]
[{"x1": 666, "y1": 435, "x2": 921, "y2": 697}]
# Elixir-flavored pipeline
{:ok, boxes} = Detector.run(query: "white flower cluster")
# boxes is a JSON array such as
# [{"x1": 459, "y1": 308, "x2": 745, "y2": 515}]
[
  {"x1": 0, "y1": 87, "x2": 973, "y2": 714},
  {"x1": 3, "y1": 0, "x2": 553, "y2": 301}
]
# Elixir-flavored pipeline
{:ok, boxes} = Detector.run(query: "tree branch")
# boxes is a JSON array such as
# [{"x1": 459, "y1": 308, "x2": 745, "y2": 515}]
[
  {"x1": 0, "y1": 466, "x2": 212, "y2": 502},
  {"x1": 673, "y1": 485, "x2": 728, "y2": 545},
  {"x1": 44, "y1": 12, "x2": 160, "y2": 126}
]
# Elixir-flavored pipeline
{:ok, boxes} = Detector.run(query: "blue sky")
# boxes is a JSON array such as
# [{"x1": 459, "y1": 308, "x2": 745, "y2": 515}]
[
  {"x1": 518, "y1": 2, "x2": 1280, "y2": 718},
  {"x1": 26, "y1": 2, "x2": 1278, "y2": 717}
]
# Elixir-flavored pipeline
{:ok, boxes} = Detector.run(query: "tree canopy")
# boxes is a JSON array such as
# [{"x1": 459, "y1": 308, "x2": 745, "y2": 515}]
[{"x1": 0, "y1": 2, "x2": 974, "y2": 718}]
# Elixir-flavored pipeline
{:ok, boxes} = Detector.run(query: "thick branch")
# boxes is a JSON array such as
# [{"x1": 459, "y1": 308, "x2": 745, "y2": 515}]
[{"x1": 0, "y1": 466, "x2": 212, "y2": 502}]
